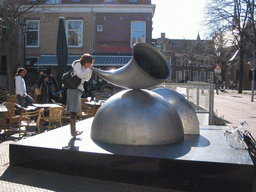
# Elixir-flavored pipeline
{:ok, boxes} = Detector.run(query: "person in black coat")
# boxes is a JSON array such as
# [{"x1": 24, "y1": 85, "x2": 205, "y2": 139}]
[{"x1": 37, "y1": 74, "x2": 51, "y2": 103}]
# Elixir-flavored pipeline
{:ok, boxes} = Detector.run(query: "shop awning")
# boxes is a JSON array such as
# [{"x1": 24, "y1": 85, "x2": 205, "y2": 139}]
[{"x1": 34, "y1": 55, "x2": 132, "y2": 67}]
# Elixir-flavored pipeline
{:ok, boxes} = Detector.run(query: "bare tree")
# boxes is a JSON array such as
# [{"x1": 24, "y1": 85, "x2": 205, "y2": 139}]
[
  {"x1": 0, "y1": 0, "x2": 37, "y2": 94},
  {"x1": 205, "y1": 0, "x2": 251, "y2": 93}
]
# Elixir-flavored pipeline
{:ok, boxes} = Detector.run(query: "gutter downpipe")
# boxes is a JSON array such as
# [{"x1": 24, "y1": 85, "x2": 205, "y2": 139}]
[{"x1": 91, "y1": 7, "x2": 94, "y2": 56}]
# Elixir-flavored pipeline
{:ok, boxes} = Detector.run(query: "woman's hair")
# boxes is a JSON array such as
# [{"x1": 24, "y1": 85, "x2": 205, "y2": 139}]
[
  {"x1": 38, "y1": 74, "x2": 49, "y2": 86},
  {"x1": 15, "y1": 68, "x2": 27, "y2": 77},
  {"x1": 79, "y1": 53, "x2": 93, "y2": 66}
]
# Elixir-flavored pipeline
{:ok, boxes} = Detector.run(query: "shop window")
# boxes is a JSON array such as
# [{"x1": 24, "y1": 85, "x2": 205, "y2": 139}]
[
  {"x1": 176, "y1": 71, "x2": 183, "y2": 83},
  {"x1": 199, "y1": 71, "x2": 206, "y2": 82},
  {"x1": 207, "y1": 71, "x2": 214, "y2": 82},
  {"x1": 193, "y1": 71, "x2": 198, "y2": 81}
]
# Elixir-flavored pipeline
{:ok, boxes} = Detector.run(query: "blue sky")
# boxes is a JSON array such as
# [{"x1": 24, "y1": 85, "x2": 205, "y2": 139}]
[{"x1": 151, "y1": 0, "x2": 208, "y2": 40}]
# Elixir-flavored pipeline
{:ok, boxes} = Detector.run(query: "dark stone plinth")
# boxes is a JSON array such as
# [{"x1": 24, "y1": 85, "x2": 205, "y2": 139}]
[{"x1": 10, "y1": 118, "x2": 255, "y2": 191}]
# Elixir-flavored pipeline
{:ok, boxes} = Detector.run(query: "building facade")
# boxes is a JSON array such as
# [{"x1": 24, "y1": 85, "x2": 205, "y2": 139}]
[
  {"x1": 152, "y1": 33, "x2": 216, "y2": 83},
  {"x1": 16, "y1": 0, "x2": 155, "y2": 87}
]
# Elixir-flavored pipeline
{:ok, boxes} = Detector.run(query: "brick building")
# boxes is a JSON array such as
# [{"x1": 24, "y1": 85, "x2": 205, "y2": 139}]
[
  {"x1": 152, "y1": 33, "x2": 216, "y2": 83},
  {"x1": 10, "y1": 0, "x2": 155, "y2": 87}
]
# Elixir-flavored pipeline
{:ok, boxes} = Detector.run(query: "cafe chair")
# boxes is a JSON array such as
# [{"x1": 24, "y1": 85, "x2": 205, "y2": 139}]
[
  {"x1": 79, "y1": 103, "x2": 95, "y2": 119},
  {"x1": 42, "y1": 107, "x2": 65, "y2": 130},
  {"x1": 0, "y1": 118, "x2": 6, "y2": 135},
  {"x1": 6, "y1": 94, "x2": 19, "y2": 103},
  {"x1": 61, "y1": 104, "x2": 82, "y2": 124},
  {"x1": 18, "y1": 108, "x2": 44, "y2": 139},
  {"x1": 2, "y1": 102, "x2": 22, "y2": 131}
]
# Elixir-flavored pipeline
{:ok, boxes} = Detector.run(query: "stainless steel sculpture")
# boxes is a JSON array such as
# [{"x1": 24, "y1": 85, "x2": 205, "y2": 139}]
[
  {"x1": 91, "y1": 43, "x2": 186, "y2": 145},
  {"x1": 91, "y1": 89, "x2": 184, "y2": 145},
  {"x1": 152, "y1": 88, "x2": 200, "y2": 135},
  {"x1": 92, "y1": 43, "x2": 171, "y2": 89}
]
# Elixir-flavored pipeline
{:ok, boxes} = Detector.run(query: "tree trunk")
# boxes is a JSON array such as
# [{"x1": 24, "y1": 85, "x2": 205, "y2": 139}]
[
  {"x1": 238, "y1": 48, "x2": 244, "y2": 94},
  {"x1": 6, "y1": 37, "x2": 15, "y2": 95}
]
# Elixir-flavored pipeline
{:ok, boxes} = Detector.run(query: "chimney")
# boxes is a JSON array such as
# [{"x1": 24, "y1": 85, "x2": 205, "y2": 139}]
[{"x1": 161, "y1": 33, "x2": 165, "y2": 39}]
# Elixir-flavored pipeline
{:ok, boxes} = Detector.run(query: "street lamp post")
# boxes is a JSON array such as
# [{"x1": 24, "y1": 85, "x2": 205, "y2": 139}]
[
  {"x1": 215, "y1": 49, "x2": 221, "y2": 95},
  {"x1": 252, "y1": 52, "x2": 255, "y2": 102},
  {"x1": 20, "y1": 22, "x2": 29, "y2": 67}
]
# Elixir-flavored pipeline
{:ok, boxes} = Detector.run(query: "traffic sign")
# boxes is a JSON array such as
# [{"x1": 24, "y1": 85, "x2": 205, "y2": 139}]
[
  {"x1": 215, "y1": 63, "x2": 221, "y2": 70},
  {"x1": 215, "y1": 63, "x2": 221, "y2": 74}
]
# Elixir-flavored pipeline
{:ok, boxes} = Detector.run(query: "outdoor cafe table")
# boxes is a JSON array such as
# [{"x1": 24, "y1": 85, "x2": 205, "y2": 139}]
[
  {"x1": 32, "y1": 103, "x2": 62, "y2": 109},
  {"x1": 84, "y1": 101, "x2": 103, "y2": 116}
]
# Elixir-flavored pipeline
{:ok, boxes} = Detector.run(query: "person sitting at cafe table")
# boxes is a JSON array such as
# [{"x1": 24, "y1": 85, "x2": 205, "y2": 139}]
[{"x1": 15, "y1": 68, "x2": 35, "y2": 107}]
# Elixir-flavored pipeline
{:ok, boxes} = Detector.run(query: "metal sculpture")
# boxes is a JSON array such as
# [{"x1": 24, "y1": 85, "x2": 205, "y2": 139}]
[
  {"x1": 91, "y1": 43, "x2": 185, "y2": 145},
  {"x1": 91, "y1": 89, "x2": 184, "y2": 145},
  {"x1": 92, "y1": 43, "x2": 171, "y2": 89},
  {"x1": 152, "y1": 88, "x2": 199, "y2": 135}
]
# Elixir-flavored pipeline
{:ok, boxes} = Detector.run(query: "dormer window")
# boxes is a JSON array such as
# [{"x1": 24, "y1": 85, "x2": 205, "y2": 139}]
[
  {"x1": 46, "y1": 0, "x2": 61, "y2": 4},
  {"x1": 129, "y1": 0, "x2": 138, "y2": 3}
]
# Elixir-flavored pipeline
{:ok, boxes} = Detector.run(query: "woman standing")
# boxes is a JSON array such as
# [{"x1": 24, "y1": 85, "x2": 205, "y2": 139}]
[
  {"x1": 66, "y1": 53, "x2": 93, "y2": 137},
  {"x1": 36, "y1": 74, "x2": 50, "y2": 103}
]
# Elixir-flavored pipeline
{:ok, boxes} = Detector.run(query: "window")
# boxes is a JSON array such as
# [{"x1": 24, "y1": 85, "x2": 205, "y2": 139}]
[
  {"x1": 71, "y1": 0, "x2": 80, "y2": 2},
  {"x1": 97, "y1": 25, "x2": 103, "y2": 32},
  {"x1": 176, "y1": 71, "x2": 183, "y2": 83},
  {"x1": 129, "y1": 0, "x2": 138, "y2": 3},
  {"x1": 131, "y1": 21, "x2": 146, "y2": 47},
  {"x1": 67, "y1": 20, "x2": 83, "y2": 47},
  {"x1": 200, "y1": 57, "x2": 206, "y2": 67},
  {"x1": 199, "y1": 71, "x2": 206, "y2": 82},
  {"x1": 26, "y1": 20, "x2": 39, "y2": 47},
  {"x1": 29, "y1": 0, "x2": 37, "y2": 3},
  {"x1": 193, "y1": 61, "x2": 199, "y2": 67},
  {"x1": 184, "y1": 70, "x2": 190, "y2": 81},
  {"x1": 207, "y1": 71, "x2": 214, "y2": 82},
  {"x1": 193, "y1": 71, "x2": 198, "y2": 81},
  {"x1": 187, "y1": 59, "x2": 191, "y2": 66},
  {"x1": 46, "y1": 0, "x2": 61, "y2": 4},
  {"x1": 176, "y1": 57, "x2": 182, "y2": 66}
]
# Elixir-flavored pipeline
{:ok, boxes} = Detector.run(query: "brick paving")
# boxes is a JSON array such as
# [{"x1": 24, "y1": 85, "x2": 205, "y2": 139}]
[{"x1": 214, "y1": 89, "x2": 256, "y2": 139}]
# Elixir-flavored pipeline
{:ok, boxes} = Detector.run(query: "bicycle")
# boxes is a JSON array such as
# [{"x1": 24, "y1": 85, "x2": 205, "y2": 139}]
[{"x1": 224, "y1": 121, "x2": 256, "y2": 166}]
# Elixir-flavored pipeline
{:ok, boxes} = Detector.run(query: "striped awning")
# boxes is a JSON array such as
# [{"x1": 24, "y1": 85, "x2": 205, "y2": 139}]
[{"x1": 34, "y1": 55, "x2": 132, "y2": 67}]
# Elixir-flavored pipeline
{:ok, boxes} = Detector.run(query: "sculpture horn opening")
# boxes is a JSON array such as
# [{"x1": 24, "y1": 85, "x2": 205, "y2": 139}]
[{"x1": 92, "y1": 43, "x2": 171, "y2": 89}]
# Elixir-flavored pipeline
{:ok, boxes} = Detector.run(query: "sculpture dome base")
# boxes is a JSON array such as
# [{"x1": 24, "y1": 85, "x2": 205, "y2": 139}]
[{"x1": 91, "y1": 89, "x2": 184, "y2": 145}]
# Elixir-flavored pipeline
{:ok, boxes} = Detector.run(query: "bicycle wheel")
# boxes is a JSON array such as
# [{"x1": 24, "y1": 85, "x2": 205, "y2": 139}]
[{"x1": 226, "y1": 131, "x2": 247, "y2": 150}]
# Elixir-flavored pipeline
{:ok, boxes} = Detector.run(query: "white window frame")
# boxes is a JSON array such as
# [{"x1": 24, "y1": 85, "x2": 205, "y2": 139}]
[
  {"x1": 131, "y1": 21, "x2": 146, "y2": 47},
  {"x1": 176, "y1": 71, "x2": 183, "y2": 83},
  {"x1": 26, "y1": 20, "x2": 40, "y2": 48},
  {"x1": 193, "y1": 71, "x2": 198, "y2": 81},
  {"x1": 207, "y1": 71, "x2": 214, "y2": 82},
  {"x1": 199, "y1": 71, "x2": 206, "y2": 82},
  {"x1": 97, "y1": 25, "x2": 103, "y2": 32},
  {"x1": 66, "y1": 20, "x2": 83, "y2": 48}
]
